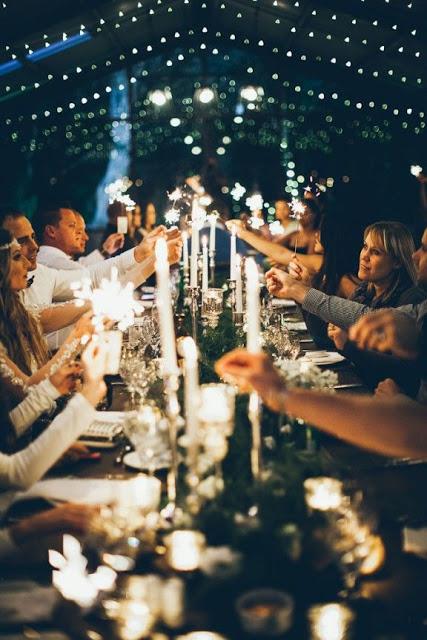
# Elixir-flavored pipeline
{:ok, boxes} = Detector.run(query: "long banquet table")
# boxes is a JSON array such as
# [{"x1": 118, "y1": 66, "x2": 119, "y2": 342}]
[{"x1": 1, "y1": 314, "x2": 427, "y2": 640}]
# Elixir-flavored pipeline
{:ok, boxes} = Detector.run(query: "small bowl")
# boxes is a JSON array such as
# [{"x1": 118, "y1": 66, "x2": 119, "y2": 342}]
[{"x1": 236, "y1": 588, "x2": 294, "y2": 636}]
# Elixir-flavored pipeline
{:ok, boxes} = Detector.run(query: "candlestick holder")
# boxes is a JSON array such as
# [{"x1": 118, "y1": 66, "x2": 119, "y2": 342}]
[
  {"x1": 248, "y1": 392, "x2": 263, "y2": 481},
  {"x1": 189, "y1": 286, "x2": 200, "y2": 342},
  {"x1": 209, "y1": 250, "x2": 216, "y2": 286},
  {"x1": 162, "y1": 369, "x2": 182, "y2": 520},
  {"x1": 227, "y1": 278, "x2": 237, "y2": 313},
  {"x1": 233, "y1": 311, "x2": 244, "y2": 327}
]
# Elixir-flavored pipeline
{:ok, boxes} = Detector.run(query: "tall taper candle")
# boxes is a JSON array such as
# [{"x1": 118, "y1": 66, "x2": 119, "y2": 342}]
[
  {"x1": 235, "y1": 254, "x2": 243, "y2": 313},
  {"x1": 182, "y1": 230, "x2": 189, "y2": 275},
  {"x1": 202, "y1": 236, "x2": 209, "y2": 292},
  {"x1": 180, "y1": 337, "x2": 200, "y2": 470},
  {"x1": 209, "y1": 214, "x2": 216, "y2": 253},
  {"x1": 190, "y1": 223, "x2": 198, "y2": 288},
  {"x1": 155, "y1": 238, "x2": 178, "y2": 374},
  {"x1": 230, "y1": 225, "x2": 237, "y2": 280},
  {"x1": 245, "y1": 258, "x2": 261, "y2": 353}
]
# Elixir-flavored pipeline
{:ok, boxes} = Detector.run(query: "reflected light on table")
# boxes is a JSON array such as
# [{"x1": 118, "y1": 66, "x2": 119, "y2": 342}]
[
  {"x1": 308, "y1": 603, "x2": 355, "y2": 640},
  {"x1": 304, "y1": 477, "x2": 344, "y2": 511}
]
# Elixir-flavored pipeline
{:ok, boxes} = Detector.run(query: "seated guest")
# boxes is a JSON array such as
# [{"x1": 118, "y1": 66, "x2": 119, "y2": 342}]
[
  {"x1": 74, "y1": 211, "x2": 124, "y2": 266},
  {"x1": 269, "y1": 198, "x2": 299, "y2": 242},
  {"x1": 288, "y1": 214, "x2": 361, "y2": 348},
  {"x1": 35, "y1": 203, "x2": 158, "y2": 287},
  {"x1": 266, "y1": 227, "x2": 427, "y2": 401},
  {"x1": 0, "y1": 229, "x2": 95, "y2": 389},
  {"x1": 102, "y1": 200, "x2": 135, "y2": 254},
  {"x1": 137, "y1": 201, "x2": 157, "y2": 241},
  {"x1": 227, "y1": 199, "x2": 323, "y2": 267},
  {"x1": 0, "y1": 340, "x2": 107, "y2": 559}
]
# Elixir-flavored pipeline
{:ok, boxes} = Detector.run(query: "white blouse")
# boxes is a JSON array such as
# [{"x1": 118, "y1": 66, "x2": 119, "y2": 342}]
[{"x1": 0, "y1": 392, "x2": 96, "y2": 491}]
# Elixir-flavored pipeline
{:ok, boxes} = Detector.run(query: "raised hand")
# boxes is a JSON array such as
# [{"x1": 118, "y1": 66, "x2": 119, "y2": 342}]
[
  {"x1": 49, "y1": 361, "x2": 82, "y2": 395},
  {"x1": 349, "y1": 309, "x2": 419, "y2": 359},
  {"x1": 288, "y1": 257, "x2": 312, "y2": 285},
  {"x1": 374, "y1": 378, "x2": 402, "y2": 398},
  {"x1": 103, "y1": 232, "x2": 125, "y2": 255},
  {"x1": 215, "y1": 349, "x2": 285, "y2": 412},
  {"x1": 327, "y1": 324, "x2": 348, "y2": 351},
  {"x1": 135, "y1": 225, "x2": 167, "y2": 262}
]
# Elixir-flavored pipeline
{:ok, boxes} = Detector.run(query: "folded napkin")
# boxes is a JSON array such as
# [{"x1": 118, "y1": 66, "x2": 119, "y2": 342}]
[{"x1": 403, "y1": 526, "x2": 427, "y2": 559}]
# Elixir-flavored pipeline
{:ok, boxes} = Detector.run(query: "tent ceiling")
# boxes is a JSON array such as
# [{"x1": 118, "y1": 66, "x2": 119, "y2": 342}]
[{"x1": 0, "y1": 0, "x2": 425, "y2": 117}]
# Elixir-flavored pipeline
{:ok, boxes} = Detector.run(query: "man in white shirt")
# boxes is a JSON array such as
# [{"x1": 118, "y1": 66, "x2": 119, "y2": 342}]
[{"x1": 37, "y1": 207, "x2": 125, "y2": 270}]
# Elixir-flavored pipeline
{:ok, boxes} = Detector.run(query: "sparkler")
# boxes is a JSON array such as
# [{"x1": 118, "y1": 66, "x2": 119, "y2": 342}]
[
  {"x1": 105, "y1": 176, "x2": 135, "y2": 208},
  {"x1": 245, "y1": 193, "x2": 264, "y2": 212},
  {"x1": 71, "y1": 267, "x2": 141, "y2": 331},
  {"x1": 410, "y1": 164, "x2": 423, "y2": 177},
  {"x1": 269, "y1": 220, "x2": 285, "y2": 235},
  {"x1": 231, "y1": 182, "x2": 246, "y2": 201},
  {"x1": 290, "y1": 198, "x2": 306, "y2": 256},
  {"x1": 249, "y1": 216, "x2": 265, "y2": 230},
  {"x1": 164, "y1": 208, "x2": 181, "y2": 225}
]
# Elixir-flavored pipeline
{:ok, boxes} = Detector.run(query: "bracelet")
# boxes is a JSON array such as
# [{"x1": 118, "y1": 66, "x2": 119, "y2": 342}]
[{"x1": 100, "y1": 247, "x2": 109, "y2": 259}]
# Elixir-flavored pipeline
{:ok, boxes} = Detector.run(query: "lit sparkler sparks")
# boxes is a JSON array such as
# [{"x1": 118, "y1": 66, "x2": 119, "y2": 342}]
[
  {"x1": 105, "y1": 176, "x2": 134, "y2": 206},
  {"x1": 164, "y1": 208, "x2": 180, "y2": 225},
  {"x1": 71, "y1": 267, "x2": 141, "y2": 331},
  {"x1": 249, "y1": 216, "x2": 265, "y2": 230},
  {"x1": 231, "y1": 182, "x2": 246, "y2": 201},
  {"x1": 245, "y1": 193, "x2": 264, "y2": 212},
  {"x1": 290, "y1": 198, "x2": 306, "y2": 220},
  {"x1": 269, "y1": 220, "x2": 285, "y2": 235},
  {"x1": 411, "y1": 164, "x2": 423, "y2": 177}
]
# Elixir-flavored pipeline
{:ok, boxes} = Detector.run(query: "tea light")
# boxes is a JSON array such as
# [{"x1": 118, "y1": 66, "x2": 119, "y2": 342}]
[
  {"x1": 177, "y1": 633, "x2": 228, "y2": 640},
  {"x1": 308, "y1": 603, "x2": 355, "y2": 640},
  {"x1": 117, "y1": 215, "x2": 128, "y2": 234},
  {"x1": 304, "y1": 477, "x2": 343, "y2": 511},
  {"x1": 236, "y1": 589, "x2": 294, "y2": 636},
  {"x1": 165, "y1": 530, "x2": 206, "y2": 571},
  {"x1": 198, "y1": 384, "x2": 235, "y2": 435}
]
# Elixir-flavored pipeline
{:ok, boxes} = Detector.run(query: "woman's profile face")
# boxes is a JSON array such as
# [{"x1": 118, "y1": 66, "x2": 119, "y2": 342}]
[
  {"x1": 146, "y1": 203, "x2": 156, "y2": 228},
  {"x1": 358, "y1": 232, "x2": 396, "y2": 284},
  {"x1": 9, "y1": 244, "x2": 31, "y2": 291}
]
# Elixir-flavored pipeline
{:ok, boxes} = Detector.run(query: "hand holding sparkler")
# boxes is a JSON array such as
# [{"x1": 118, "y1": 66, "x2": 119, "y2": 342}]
[
  {"x1": 102, "y1": 232, "x2": 125, "y2": 256},
  {"x1": 288, "y1": 256, "x2": 312, "y2": 285},
  {"x1": 166, "y1": 229, "x2": 183, "y2": 265},
  {"x1": 134, "y1": 225, "x2": 167, "y2": 262},
  {"x1": 225, "y1": 219, "x2": 246, "y2": 237},
  {"x1": 265, "y1": 267, "x2": 308, "y2": 303}
]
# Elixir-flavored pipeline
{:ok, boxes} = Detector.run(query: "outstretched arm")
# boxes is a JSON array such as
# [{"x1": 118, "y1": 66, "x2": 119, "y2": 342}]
[{"x1": 216, "y1": 349, "x2": 427, "y2": 459}]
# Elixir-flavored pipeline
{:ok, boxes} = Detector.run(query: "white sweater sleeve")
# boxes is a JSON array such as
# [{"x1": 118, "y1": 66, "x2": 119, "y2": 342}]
[
  {"x1": 86, "y1": 249, "x2": 136, "y2": 287},
  {"x1": 9, "y1": 379, "x2": 60, "y2": 438},
  {"x1": 0, "y1": 393, "x2": 96, "y2": 491}
]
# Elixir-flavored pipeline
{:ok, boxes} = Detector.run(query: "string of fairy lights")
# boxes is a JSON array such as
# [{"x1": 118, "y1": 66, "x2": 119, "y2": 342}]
[
  {"x1": 1, "y1": 23, "x2": 425, "y2": 129},
  {"x1": 0, "y1": 0, "x2": 424, "y2": 103}
]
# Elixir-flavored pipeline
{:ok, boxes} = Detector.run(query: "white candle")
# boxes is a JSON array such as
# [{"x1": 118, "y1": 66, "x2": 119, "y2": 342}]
[
  {"x1": 98, "y1": 330, "x2": 123, "y2": 374},
  {"x1": 180, "y1": 337, "x2": 199, "y2": 469},
  {"x1": 229, "y1": 225, "x2": 237, "y2": 280},
  {"x1": 117, "y1": 215, "x2": 128, "y2": 234},
  {"x1": 235, "y1": 254, "x2": 243, "y2": 314},
  {"x1": 155, "y1": 238, "x2": 178, "y2": 375},
  {"x1": 165, "y1": 530, "x2": 206, "y2": 571},
  {"x1": 202, "y1": 236, "x2": 209, "y2": 292},
  {"x1": 190, "y1": 200, "x2": 199, "y2": 288},
  {"x1": 182, "y1": 230, "x2": 189, "y2": 274},
  {"x1": 209, "y1": 215, "x2": 216, "y2": 253},
  {"x1": 245, "y1": 258, "x2": 261, "y2": 353}
]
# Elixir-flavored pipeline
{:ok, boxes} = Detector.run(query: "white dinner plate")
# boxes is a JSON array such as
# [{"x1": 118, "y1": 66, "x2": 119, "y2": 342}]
[
  {"x1": 284, "y1": 321, "x2": 307, "y2": 332},
  {"x1": 123, "y1": 450, "x2": 171, "y2": 471},
  {"x1": 272, "y1": 298, "x2": 296, "y2": 308},
  {"x1": 300, "y1": 351, "x2": 346, "y2": 366}
]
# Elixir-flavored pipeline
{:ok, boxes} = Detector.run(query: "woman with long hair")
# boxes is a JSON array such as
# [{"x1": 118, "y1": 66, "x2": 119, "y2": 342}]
[
  {"x1": 0, "y1": 229, "x2": 93, "y2": 395},
  {"x1": 288, "y1": 214, "x2": 361, "y2": 348}
]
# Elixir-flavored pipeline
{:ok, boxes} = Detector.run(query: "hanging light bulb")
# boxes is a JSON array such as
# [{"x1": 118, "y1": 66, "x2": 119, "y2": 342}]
[{"x1": 197, "y1": 87, "x2": 215, "y2": 103}]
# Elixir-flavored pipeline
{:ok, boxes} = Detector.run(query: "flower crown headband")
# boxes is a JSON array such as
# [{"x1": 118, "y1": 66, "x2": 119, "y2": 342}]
[{"x1": 0, "y1": 242, "x2": 13, "y2": 251}]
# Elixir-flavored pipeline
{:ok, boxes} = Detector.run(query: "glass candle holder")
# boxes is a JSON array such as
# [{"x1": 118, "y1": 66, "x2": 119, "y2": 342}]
[
  {"x1": 307, "y1": 603, "x2": 355, "y2": 640},
  {"x1": 201, "y1": 288, "x2": 224, "y2": 319},
  {"x1": 198, "y1": 384, "x2": 236, "y2": 436},
  {"x1": 304, "y1": 477, "x2": 344, "y2": 511},
  {"x1": 164, "y1": 530, "x2": 206, "y2": 571}
]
